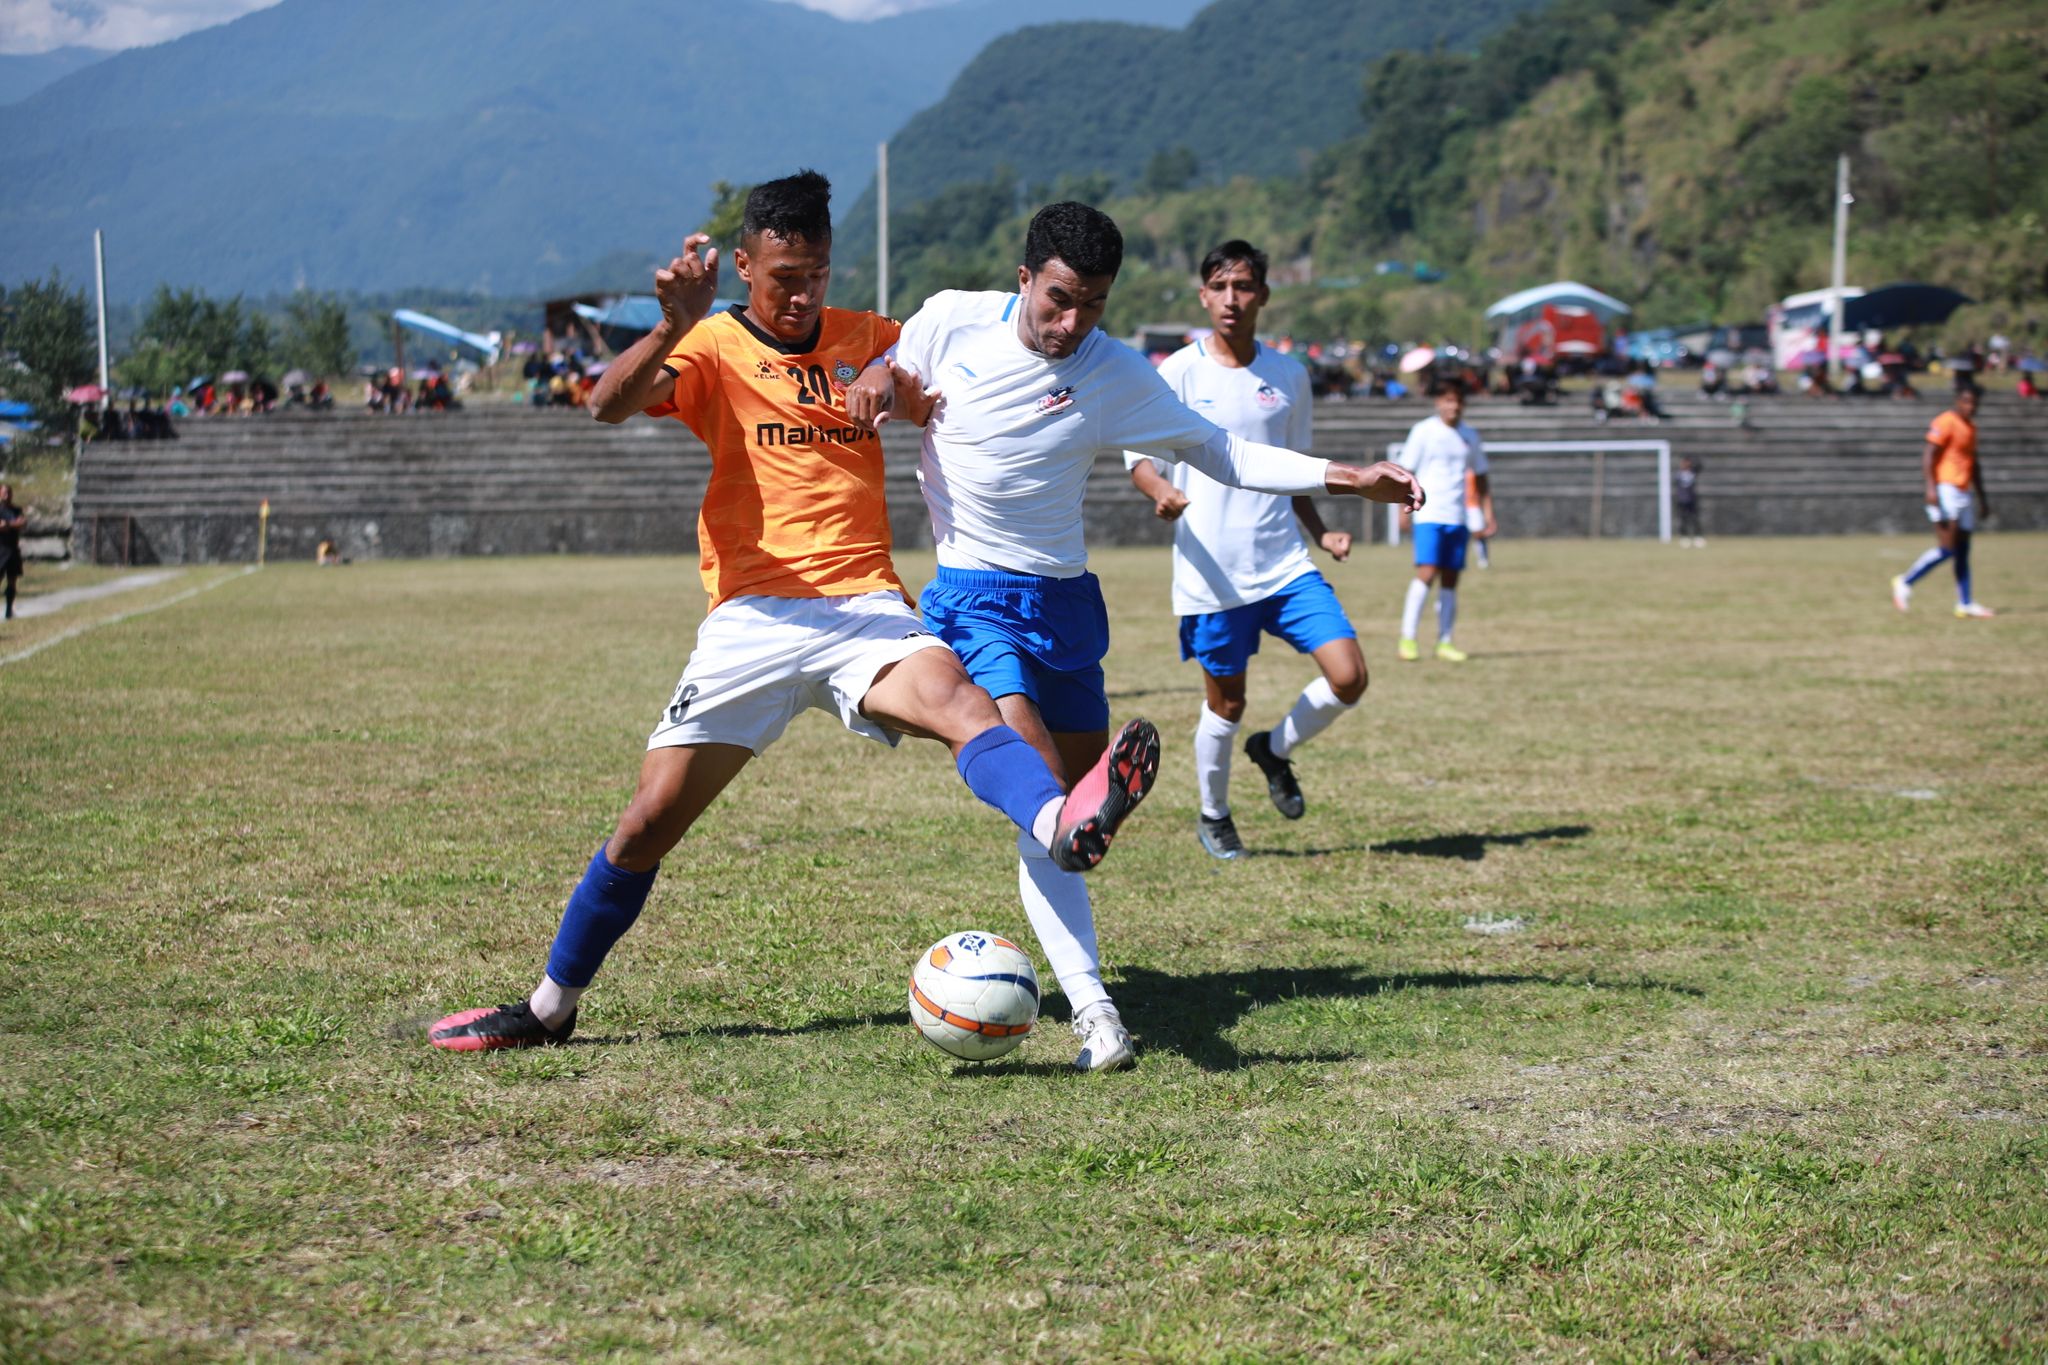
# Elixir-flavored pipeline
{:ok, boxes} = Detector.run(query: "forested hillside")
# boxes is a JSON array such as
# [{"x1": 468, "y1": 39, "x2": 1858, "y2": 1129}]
[{"x1": 864, "y1": 0, "x2": 2045, "y2": 345}]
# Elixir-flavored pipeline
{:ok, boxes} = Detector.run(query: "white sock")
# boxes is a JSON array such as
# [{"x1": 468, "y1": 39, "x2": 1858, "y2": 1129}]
[
  {"x1": 1030, "y1": 795, "x2": 1062, "y2": 850},
  {"x1": 1436, "y1": 588, "x2": 1458, "y2": 644},
  {"x1": 1017, "y1": 830, "x2": 1109, "y2": 1017},
  {"x1": 1195, "y1": 705, "x2": 1239, "y2": 819},
  {"x1": 529, "y1": 976, "x2": 583, "y2": 1030},
  {"x1": 1401, "y1": 578, "x2": 1429, "y2": 640},
  {"x1": 1271, "y1": 676, "x2": 1353, "y2": 759}
]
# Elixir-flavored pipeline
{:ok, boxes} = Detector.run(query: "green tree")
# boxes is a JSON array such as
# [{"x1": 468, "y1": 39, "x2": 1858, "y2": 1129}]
[
  {"x1": 117, "y1": 286, "x2": 276, "y2": 397},
  {"x1": 281, "y1": 292, "x2": 355, "y2": 378},
  {"x1": 1141, "y1": 146, "x2": 1199, "y2": 195},
  {"x1": 701, "y1": 180, "x2": 753, "y2": 242},
  {"x1": 0, "y1": 271, "x2": 97, "y2": 431}
]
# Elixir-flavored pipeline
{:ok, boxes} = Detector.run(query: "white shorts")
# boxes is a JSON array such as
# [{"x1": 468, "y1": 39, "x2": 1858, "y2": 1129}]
[
  {"x1": 1464, "y1": 505, "x2": 1487, "y2": 534},
  {"x1": 648, "y1": 591, "x2": 947, "y2": 754},
  {"x1": 1928, "y1": 484, "x2": 1975, "y2": 531}
]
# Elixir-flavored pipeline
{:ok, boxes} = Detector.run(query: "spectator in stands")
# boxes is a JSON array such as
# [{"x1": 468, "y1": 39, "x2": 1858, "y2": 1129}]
[
  {"x1": 0, "y1": 483, "x2": 24, "y2": 620},
  {"x1": 310, "y1": 380, "x2": 334, "y2": 411}
]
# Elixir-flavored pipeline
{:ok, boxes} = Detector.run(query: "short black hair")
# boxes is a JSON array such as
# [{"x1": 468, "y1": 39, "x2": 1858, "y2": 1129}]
[
  {"x1": 1024, "y1": 201, "x2": 1123, "y2": 279},
  {"x1": 743, "y1": 169, "x2": 832, "y2": 245},
  {"x1": 1199, "y1": 239, "x2": 1268, "y2": 288}
]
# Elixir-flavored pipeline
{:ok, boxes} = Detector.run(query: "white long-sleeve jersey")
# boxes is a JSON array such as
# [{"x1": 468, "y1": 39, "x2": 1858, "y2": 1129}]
[{"x1": 894, "y1": 290, "x2": 1331, "y2": 578}]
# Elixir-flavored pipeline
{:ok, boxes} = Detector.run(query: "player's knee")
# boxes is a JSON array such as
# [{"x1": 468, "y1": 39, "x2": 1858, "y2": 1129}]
[
  {"x1": 1210, "y1": 694, "x2": 1247, "y2": 724},
  {"x1": 1330, "y1": 665, "x2": 1368, "y2": 705},
  {"x1": 611, "y1": 794, "x2": 683, "y2": 869}
]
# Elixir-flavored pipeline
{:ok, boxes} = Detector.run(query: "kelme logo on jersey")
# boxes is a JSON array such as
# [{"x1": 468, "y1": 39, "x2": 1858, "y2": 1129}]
[
  {"x1": 1037, "y1": 385, "x2": 1075, "y2": 415},
  {"x1": 754, "y1": 359, "x2": 777, "y2": 380},
  {"x1": 1255, "y1": 383, "x2": 1282, "y2": 409}
]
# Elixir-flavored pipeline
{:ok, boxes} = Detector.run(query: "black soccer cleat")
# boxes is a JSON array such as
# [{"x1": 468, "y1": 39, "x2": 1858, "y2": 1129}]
[
  {"x1": 429, "y1": 1000, "x2": 575, "y2": 1052},
  {"x1": 1244, "y1": 730, "x2": 1305, "y2": 820},
  {"x1": 1198, "y1": 813, "x2": 1247, "y2": 860}
]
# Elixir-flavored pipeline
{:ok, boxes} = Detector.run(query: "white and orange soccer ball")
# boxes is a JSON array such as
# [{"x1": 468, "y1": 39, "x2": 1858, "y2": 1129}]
[{"x1": 909, "y1": 931, "x2": 1040, "y2": 1061}]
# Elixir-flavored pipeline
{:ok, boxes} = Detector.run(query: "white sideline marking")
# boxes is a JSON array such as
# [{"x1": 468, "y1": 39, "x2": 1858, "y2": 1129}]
[
  {"x1": 11, "y1": 568, "x2": 182, "y2": 619},
  {"x1": 1464, "y1": 916, "x2": 1527, "y2": 936},
  {"x1": 1, "y1": 566, "x2": 258, "y2": 668}
]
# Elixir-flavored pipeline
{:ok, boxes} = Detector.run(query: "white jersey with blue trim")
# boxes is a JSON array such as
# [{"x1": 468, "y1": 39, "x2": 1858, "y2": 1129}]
[
  {"x1": 1125, "y1": 340, "x2": 1316, "y2": 616},
  {"x1": 1396, "y1": 415, "x2": 1487, "y2": 526},
  {"x1": 892, "y1": 290, "x2": 1331, "y2": 578}
]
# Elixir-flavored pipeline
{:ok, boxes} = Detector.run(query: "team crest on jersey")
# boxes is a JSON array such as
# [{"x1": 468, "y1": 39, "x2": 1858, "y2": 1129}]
[
  {"x1": 1038, "y1": 385, "x2": 1075, "y2": 414},
  {"x1": 833, "y1": 359, "x2": 858, "y2": 383},
  {"x1": 1255, "y1": 383, "x2": 1282, "y2": 409}
]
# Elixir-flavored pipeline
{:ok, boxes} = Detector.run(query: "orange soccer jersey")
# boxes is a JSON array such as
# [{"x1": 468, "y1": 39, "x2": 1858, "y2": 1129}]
[
  {"x1": 648, "y1": 306, "x2": 903, "y2": 608},
  {"x1": 1926, "y1": 410, "x2": 1978, "y2": 488}
]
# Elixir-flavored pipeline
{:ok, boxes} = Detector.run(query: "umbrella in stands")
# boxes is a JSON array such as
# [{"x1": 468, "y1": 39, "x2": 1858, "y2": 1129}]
[
  {"x1": 1398, "y1": 346, "x2": 1436, "y2": 373},
  {"x1": 220, "y1": 370, "x2": 251, "y2": 384},
  {"x1": 65, "y1": 383, "x2": 104, "y2": 403},
  {"x1": 281, "y1": 369, "x2": 311, "y2": 389},
  {"x1": 1841, "y1": 284, "x2": 1973, "y2": 331},
  {"x1": 2017, "y1": 356, "x2": 2046, "y2": 373}
]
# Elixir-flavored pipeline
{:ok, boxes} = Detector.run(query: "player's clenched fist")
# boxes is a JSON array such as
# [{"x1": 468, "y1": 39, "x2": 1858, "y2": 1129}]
[
  {"x1": 654, "y1": 233, "x2": 720, "y2": 331},
  {"x1": 1150, "y1": 485, "x2": 1190, "y2": 521},
  {"x1": 846, "y1": 359, "x2": 940, "y2": 432},
  {"x1": 1319, "y1": 530, "x2": 1352, "y2": 561}
]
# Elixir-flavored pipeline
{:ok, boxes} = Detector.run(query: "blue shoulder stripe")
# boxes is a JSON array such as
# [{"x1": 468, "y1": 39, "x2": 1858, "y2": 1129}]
[{"x1": 1001, "y1": 295, "x2": 1017, "y2": 322}]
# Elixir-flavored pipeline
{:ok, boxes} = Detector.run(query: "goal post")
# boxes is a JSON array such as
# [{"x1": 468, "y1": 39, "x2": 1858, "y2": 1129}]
[{"x1": 1382, "y1": 439, "x2": 1672, "y2": 545}]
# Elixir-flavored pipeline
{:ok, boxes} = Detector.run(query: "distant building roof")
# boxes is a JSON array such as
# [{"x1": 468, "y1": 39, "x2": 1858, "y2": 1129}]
[{"x1": 1484, "y1": 281, "x2": 1631, "y2": 322}]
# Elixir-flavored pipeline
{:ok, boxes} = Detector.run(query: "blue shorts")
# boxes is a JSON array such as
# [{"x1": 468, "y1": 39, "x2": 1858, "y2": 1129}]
[
  {"x1": 919, "y1": 566, "x2": 1111, "y2": 733},
  {"x1": 1411, "y1": 522, "x2": 1470, "y2": 571},
  {"x1": 1180, "y1": 570, "x2": 1356, "y2": 679}
]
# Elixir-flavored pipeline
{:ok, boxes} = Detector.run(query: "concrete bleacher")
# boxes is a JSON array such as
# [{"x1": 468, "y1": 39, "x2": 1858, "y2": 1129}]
[{"x1": 69, "y1": 390, "x2": 2048, "y2": 564}]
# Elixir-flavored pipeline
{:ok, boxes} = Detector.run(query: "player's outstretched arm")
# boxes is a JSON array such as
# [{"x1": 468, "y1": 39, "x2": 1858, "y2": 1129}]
[
  {"x1": 1324, "y1": 459, "x2": 1424, "y2": 511},
  {"x1": 589, "y1": 234, "x2": 721, "y2": 423}
]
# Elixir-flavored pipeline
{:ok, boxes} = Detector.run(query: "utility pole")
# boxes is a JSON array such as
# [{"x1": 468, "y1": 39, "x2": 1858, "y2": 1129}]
[
  {"x1": 93, "y1": 229, "x2": 110, "y2": 413},
  {"x1": 876, "y1": 141, "x2": 890, "y2": 319},
  {"x1": 1827, "y1": 154, "x2": 1852, "y2": 391}
]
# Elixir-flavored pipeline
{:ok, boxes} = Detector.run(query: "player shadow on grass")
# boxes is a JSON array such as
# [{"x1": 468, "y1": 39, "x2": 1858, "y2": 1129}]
[
  {"x1": 1368, "y1": 823, "x2": 1591, "y2": 862},
  {"x1": 1242, "y1": 823, "x2": 1590, "y2": 862},
  {"x1": 1104, "y1": 963, "x2": 1701, "y2": 1073}
]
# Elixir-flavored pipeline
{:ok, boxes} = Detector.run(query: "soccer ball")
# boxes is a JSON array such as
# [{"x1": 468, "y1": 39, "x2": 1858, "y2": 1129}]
[{"x1": 909, "y1": 931, "x2": 1040, "y2": 1061}]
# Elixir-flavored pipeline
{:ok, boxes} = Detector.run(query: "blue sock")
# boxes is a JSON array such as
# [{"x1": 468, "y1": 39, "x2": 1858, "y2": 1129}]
[
  {"x1": 545, "y1": 845, "x2": 659, "y2": 988},
  {"x1": 1954, "y1": 537, "x2": 1972, "y2": 605},
  {"x1": 956, "y1": 726, "x2": 1064, "y2": 837},
  {"x1": 1903, "y1": 546, "x2": 1950, "y2": 585}
]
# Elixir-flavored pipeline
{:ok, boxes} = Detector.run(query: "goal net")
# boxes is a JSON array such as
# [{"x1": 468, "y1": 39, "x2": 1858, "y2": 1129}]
[{"x1": 1381, "y1": 439, "x2": 1674, "y2": 544}]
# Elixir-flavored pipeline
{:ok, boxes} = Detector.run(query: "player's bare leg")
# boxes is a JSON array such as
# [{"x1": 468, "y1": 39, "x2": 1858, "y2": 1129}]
[{"x1": 430, "y1": 743, "x2": 750, "y2": 1050}]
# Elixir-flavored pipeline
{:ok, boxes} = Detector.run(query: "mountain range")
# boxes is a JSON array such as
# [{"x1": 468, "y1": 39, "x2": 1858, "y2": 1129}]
[
  {"x1": 0, "y1": 46, "x2": 105, "y2": 106},
  {"x1": 0, "y1": 0, "x2": 1206, "y2": 300}
]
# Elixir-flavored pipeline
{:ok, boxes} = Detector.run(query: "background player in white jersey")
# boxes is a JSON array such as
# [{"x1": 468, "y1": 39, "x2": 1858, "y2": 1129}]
[
  {"x1": 847, "y1": 203, "x2": 1422, "y2": 1068},
  {"x1": 1124, "y1": 240, "x2": 1368, "y2": 860},
  {"x1": 1395, "y1": 387, "x2": 1489, "y2": 662}
]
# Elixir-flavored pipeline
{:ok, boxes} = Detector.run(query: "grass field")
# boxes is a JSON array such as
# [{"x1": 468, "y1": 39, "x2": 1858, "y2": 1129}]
[{"x1": 2, "y1": 537, "x2": 2044, "y2": 1362}]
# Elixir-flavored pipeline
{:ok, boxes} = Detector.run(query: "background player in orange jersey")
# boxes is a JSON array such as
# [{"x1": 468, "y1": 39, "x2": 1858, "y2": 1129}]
[
  {"x1": 429, "y1": 172, "x2": 1159, "y2": 1066},
  {"x1": 1891, "y1": 385, "x2": 1994, "y2": 618}
]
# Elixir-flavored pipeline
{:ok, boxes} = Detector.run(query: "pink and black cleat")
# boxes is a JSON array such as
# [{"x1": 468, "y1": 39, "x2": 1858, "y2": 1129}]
[
  {"x1": 1050, "y1": 718, "x2": 1162, "y2": 873},
  {"x1": 428, "y1": 1000, "x2": 575, "y2": 1052}
]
